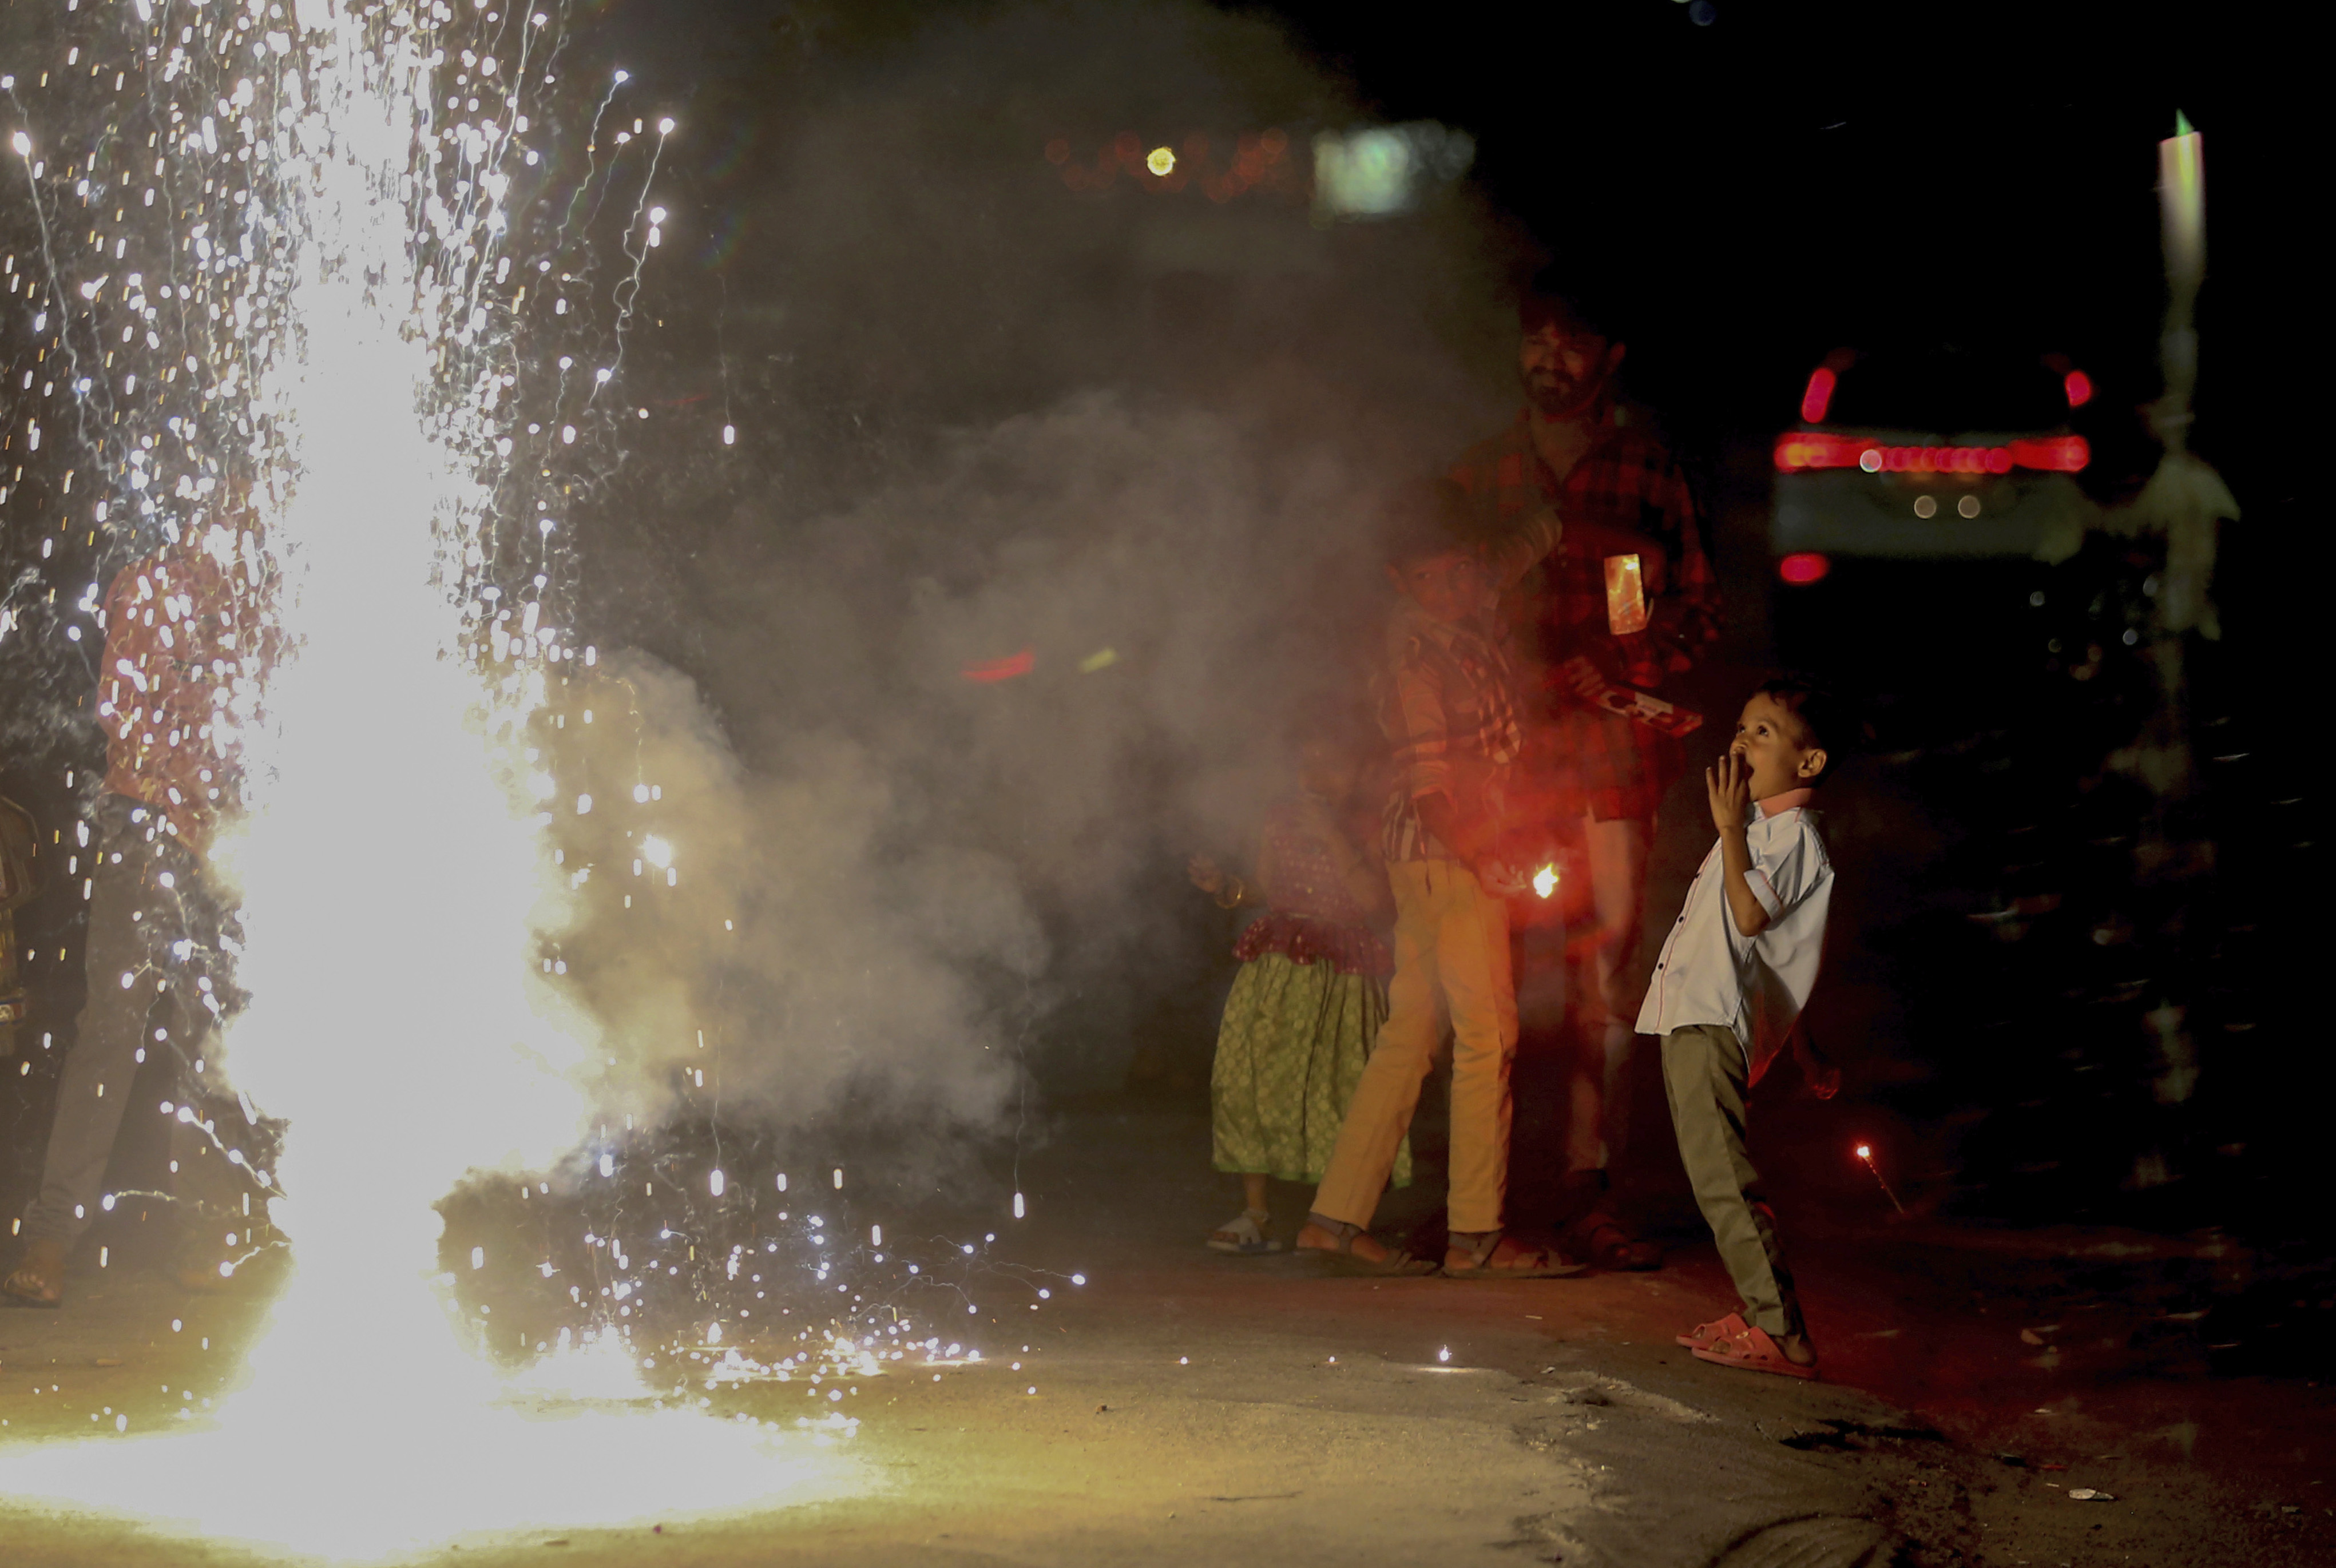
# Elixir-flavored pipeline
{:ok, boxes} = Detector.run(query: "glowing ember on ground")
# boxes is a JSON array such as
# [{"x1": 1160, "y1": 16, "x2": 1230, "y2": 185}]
[{"x1": 1854, "y1": 1141, "x2": 1905, "y2": 1214}]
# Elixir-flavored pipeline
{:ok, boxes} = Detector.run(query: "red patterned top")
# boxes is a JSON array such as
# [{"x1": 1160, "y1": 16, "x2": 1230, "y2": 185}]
[
  {"x1": 1231, "y1": 798, "x2": 1391, "y2": 979},
  {"x1": 97, "y1": 527, "x2": 273, "y2": 841}
]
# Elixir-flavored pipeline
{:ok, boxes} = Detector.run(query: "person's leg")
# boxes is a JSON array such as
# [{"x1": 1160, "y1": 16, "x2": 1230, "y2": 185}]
[
  {"x1": 1570, "y1": 811, "x2": 1652, "y2": 1175},
  {"x1": 1431, "y1": 866, "x2": 1571, "y2": 1274},
  {"x1": 1205, "y1": 1170, "x2": 1277, "y2": 1255},
  {"x1": 164, "y1": 999, "x2": 268, "y2": 1287},
  {"x1": 1304, "y1": 860, "x2": 1446, "y2": 1240},
  {"x1": 1505, "y1": 918, "x2": 1569, "y2": 1222},
  {"x1": 1660, "y1": 1024, "x2": 1808, "y2": 1351},
  {"x1": 1435, "y1": 862, "x2": 1517, "y2": 1236},
  {"x1": 19, "y1": 854, "x2": 163, "y2": 1251}
]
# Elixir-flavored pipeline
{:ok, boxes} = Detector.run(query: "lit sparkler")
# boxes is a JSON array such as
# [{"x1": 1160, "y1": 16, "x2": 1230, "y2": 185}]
[{"x1": 1853, "y1": 1142, "x2": 1904, "y2": 1213}]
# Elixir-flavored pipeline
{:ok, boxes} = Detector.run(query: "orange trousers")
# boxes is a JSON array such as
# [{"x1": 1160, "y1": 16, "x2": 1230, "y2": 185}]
[{"x1": 1312, "y1": 859, "x2": 1516, "y2": 1234}]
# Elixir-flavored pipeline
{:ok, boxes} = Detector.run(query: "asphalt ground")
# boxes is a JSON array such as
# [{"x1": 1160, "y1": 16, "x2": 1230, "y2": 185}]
[{"x1": 3, "y1": 1103, "x2": 2331, "y2": 1568}]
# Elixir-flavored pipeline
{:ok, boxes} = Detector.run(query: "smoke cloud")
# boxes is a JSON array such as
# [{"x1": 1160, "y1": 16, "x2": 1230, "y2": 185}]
[{"x1": 498, "y1": 0, "x2": 1522, "y2": 1139}]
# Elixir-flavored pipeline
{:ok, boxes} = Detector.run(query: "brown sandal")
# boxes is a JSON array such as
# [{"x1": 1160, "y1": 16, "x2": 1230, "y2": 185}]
[
  {"x1": 1564, "y1": 1211, "x2": 1664, "y2": 1271},
  {"x1": 1441, "y1": 1230, "x2": 1585, "y2": 1280},
  {"x1": 1297, "y1": 1216, "x2": 1437, "y2": 1277}
]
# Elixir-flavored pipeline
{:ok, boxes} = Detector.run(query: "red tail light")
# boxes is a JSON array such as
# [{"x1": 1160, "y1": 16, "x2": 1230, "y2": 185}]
[
  {"x1": 2007, "y1": 434, "x2": 2089, "y2": 471},
  {"x1": 1775, "y1": 433, "x2": 2087, "y2": 474},
  {"x1": 1778, "y1": 552, "x2": 1830, "y2": 585},
  {"x1": 1799, "y1": 367, "x2": 1837, "y2": 424},
  {"x1": 2063, "y1": 369, "x2": 2093, "y2": 408}
]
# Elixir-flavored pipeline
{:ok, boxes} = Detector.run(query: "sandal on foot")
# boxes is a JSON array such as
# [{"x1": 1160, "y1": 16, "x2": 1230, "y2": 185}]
[
  {"x1": 1674, "y1": 1311, "x2": 1750, "y2": 1350},
  {"x1": 1692, "y1": 1324, "x2": 1819, "y2": 1380},
  {"x1": 1296, "y1": 1216, "x2": 1435, "y2": 1277},
  {"x1": 1441, "y1": 1230, "x2": 1585, "y2": 1280},
  {"x1": 2, "y1": 1238, "x2": 66, "y2": 1308},
  {"x1": 1206, "y1": 1209, "x2": 1282, "y2": 1256},
  {"x1": 1563, "y1": 1211, "x2": 1664, "y2": 1272}
]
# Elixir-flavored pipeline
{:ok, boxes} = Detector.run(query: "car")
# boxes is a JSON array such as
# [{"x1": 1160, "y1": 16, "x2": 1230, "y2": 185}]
[
  {"x1": 1765, "y1": 345, "x2": 2101, "y2": 701},
  {"x1": 1771, "y1": 344, "x2": 2093, "y2": 572}
]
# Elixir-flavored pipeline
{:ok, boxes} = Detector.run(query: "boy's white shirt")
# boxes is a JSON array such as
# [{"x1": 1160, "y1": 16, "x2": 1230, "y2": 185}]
[{"x1": 1636, "y1": 789, "x2": 1833, "y2": 1083}]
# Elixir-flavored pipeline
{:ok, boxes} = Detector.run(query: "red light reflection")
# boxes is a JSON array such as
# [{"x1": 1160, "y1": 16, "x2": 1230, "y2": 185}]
[
  {"x1": 1799, "y1": 367, "x2": 1837, "y2": 424},
  {"x1": 2006, "y1": 434, "x2": 2089, "y2": 471},
  {"x1": 2063, "y1": 369, "x2": 2093, "y2": 407},
  {"x1": 1778, "y1": 552, "x2": 1830, "y2": 586},
  {"x1": 1774, "y1": 433, "x2": 2087, "y2": 474},
  {"x1": 962, "y1": 648, "x2": 1036, "y2": 683}
]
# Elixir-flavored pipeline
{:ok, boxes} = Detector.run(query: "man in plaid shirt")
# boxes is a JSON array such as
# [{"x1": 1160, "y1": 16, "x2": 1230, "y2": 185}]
[{"x1": 1446, "y1": 277, "x2": 1719, "y2": 1267}]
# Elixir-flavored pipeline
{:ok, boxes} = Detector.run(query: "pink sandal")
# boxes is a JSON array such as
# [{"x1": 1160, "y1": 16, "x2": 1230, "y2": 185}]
[
  {"x1": 1673, "y1": 1311, "x2": 1749, "y2": 1350},
  {"x1": 1691, "y1": 1323, "x2": 1818, "y2": 1380}
]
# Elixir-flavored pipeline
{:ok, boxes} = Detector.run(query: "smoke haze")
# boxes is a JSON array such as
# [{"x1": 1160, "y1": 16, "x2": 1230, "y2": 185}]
[{"x1": 537, "y1": 0, "x2": 1528, "y2": 1136}]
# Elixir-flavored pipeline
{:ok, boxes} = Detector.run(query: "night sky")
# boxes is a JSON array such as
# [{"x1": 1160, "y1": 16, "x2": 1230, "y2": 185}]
[
  {"x1": 603, "y1": 1, "x2": 2297, "y2": 503},
  {"x1": 1267, "y1": 1, "x2": 2292, "y2": 478}
]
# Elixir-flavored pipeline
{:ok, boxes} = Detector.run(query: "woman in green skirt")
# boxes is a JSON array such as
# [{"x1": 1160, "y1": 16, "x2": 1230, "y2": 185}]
[{"x1": 1188, "y1": 736, "x2": 1407, "y2": 1254}]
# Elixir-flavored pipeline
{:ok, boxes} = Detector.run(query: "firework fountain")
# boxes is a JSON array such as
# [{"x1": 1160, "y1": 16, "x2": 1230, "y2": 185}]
[{"x1": 0, "y1": 0, "x2": 941, "y2": 1552}]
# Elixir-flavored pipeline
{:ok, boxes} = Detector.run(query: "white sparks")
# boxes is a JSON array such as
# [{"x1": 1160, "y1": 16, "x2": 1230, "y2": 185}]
[{"x1": 0, "y1": 3, "x2": 864, "y2": 1554}]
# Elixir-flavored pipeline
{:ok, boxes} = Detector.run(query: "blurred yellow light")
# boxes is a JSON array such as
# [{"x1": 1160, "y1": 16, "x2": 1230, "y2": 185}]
[{"x1": 1145, "y1": 146, "x2": 1175, "y2": 176}]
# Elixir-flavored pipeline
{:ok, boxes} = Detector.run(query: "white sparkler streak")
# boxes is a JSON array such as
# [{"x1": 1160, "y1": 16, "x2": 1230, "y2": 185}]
[
  {"x1": 544, "y1": 69, "x2": 633, "y2": 264},
  {"x1": 598, "y1": 117, "x2": 671, "y2": 391},
  {"x1": 0, "y1": 3, "x2": 865, "y2": 1555}
]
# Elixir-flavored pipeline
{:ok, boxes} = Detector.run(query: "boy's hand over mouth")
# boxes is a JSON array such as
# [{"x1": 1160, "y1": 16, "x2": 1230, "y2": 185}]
[{"x1": 1706, "y1": 749, "x2": 1752, "y2": 832}]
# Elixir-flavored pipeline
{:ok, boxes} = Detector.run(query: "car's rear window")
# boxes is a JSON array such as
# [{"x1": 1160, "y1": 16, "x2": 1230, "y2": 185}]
[{"x1": 1823, "y1": 350, "x2": 2068, "y2": 433}]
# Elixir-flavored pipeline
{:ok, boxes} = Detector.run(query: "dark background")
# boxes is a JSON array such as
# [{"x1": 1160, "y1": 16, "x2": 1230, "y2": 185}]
[{"x1": 598, "y1": 0, "x2": 2303, "y2": 511}]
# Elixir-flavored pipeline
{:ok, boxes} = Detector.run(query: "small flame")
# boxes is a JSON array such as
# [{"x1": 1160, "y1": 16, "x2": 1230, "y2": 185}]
[
  {"x1": 1532, "y1": 864, "x2": 1558, "y2": 900},
  {"x1": 1855, "y1": 1144, "x2": 1872, "y2": 1161}
]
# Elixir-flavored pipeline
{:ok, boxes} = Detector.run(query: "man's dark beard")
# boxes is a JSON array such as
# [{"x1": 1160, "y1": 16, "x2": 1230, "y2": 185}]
[{"x1": 1523, "y1": 365, "x2": 1607, "y2": 419}]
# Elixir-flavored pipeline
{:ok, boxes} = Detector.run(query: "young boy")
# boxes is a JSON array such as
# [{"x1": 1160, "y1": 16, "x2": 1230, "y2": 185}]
[
  {"x1": 1638, "y1": 677, "x2": 1843, "y2": 1376},
  {"x1": 1294, "y1": 482, "x2": 1574, "y2": 1279}
]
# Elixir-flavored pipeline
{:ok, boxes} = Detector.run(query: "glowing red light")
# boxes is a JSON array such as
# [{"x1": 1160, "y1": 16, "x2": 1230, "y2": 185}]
[
  {"x1": 1778, "y1": 553, "x2": 1830, "y2": 586},
  {"x1": 1799, "y1": 367, "x2": 1837, "y2": 424},
  {"x1": 1775, "y1": 434, "x2": 2085, "y2": 474},
  {"x1": 962, "y1": 648, "x2": 1036, "y2": 683},
  {"x1": 1854, "y1": 1144, "x2": 1872, "y2": 1160},
  {"x1": 2063, "y1": 369, "x2": 2093, "y2": 408},
  {"x1": 2008, "y1": 434, "x2": 2089, "y2": 472}
]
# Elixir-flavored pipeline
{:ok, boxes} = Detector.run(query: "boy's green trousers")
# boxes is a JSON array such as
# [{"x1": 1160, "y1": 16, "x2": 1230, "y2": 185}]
[{"x1": 1661, "y1": 1023, "x2": 1804, "y2": 1338}]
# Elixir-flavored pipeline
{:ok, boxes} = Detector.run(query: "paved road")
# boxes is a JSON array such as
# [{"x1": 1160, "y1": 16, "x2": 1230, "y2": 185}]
[{"x1": 2, "y1": 1106, "x2": 2330, "y2": 1566}]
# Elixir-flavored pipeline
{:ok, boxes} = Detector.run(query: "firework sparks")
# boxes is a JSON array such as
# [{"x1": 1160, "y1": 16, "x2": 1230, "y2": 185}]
[
  {"x1": 0, "y1": 1, "x2": 876, "y2": 1552},
  {"x1": 1854, "y1": 1142, "x2": 1905, "y2": 1213}
]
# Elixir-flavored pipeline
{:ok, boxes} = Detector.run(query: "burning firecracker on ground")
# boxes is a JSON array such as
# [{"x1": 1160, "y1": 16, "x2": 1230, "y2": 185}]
[{"x1": 0, "y1": 1, "x2": 1070, "y2": 1554}]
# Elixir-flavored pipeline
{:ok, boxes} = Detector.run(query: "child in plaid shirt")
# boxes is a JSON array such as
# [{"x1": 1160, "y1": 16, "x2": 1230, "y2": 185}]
[{"x1": 1295, "y1": 482, "x2": 1575, "y2": 1278}]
